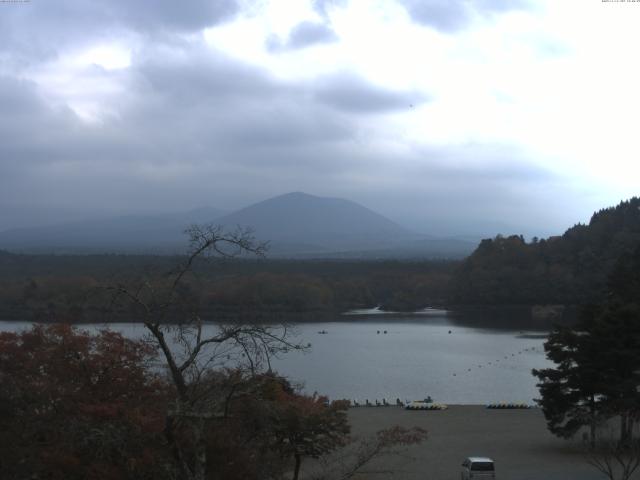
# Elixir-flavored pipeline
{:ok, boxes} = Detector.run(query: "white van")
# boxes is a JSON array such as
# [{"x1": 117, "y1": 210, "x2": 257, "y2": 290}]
[{"x1": 461, "y1": 457, "x2": 495, "y2": 479}]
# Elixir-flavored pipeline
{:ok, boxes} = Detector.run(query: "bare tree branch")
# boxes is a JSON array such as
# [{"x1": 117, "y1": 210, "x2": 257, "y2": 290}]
[
  {"x1": 310, "y1": 426, "x2": 427, "y2": 480},
  {"x1": 105, "y1": 224, "x2": 303, "y2": 480},
  {"x1": 585, "y1": 425, "x2": 640, "y2": 480}
]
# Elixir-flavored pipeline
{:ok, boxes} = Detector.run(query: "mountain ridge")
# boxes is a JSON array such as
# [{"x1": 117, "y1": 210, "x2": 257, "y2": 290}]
[{"x1": 0, "y1": 192, "x2": 475, "y2": 258}]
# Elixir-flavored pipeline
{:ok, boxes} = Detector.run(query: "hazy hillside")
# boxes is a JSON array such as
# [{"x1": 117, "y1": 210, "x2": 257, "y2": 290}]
[
  {"x1": 450, "y1": 197, "x2": 640, "y2": 305},
  {"x1": 0, "y1": 207, "x2": 226, "y2": 253},
  {"x1": 0, "y1": 192, "x2": 475, "y2": 258}
]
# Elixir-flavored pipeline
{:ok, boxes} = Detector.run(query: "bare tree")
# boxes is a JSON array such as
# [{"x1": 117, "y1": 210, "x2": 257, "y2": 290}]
[
  {"x1": 110, "y1": 224, "x2": 305, "y2": 480},
  {"x1": 311, "y1": 426, "x2": 428, "y2": 480},
  {"x1": 585, "y1": 425, "x2": 640, "y2": 480}
]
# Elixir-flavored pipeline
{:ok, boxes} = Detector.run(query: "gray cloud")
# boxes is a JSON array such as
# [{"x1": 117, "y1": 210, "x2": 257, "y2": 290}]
[
  {"x1": 399, "y1": 0, "x2": 532, "y2": 32},
  {"x1": 0, "y1": 44, "x2": 362, "y2": 228},
  {"x1": 266, "y1": 0, "x2": 343, "y2": 52},
  {"x1": 334, "y1": 145, "x2": 581, "y2": 237},
  {"x1": 267, "y1": 21, "x2": 338, "y2": 52},
  {"x1": 0, "y1": 0, "x2": 238, "y2": 65},
  {"x1": 127, "y1": 47, "x2": 354, "y2": 154},
  {"x1": 137, "y1": 50, "x2": 280, "y2": 105},
  {"x1": 0, "y1": 76, "x2": 80, "y2": 172},
  {"x1": 0, "y1": 0, "x2": 588, "y2": 237},
  {"x1": 314, "y1": 73, "x2": 428, "y2": 113},
  {"x1": 108, "y1": 0, "x2": 238, "y2": 33},
  {"x1": 0, "y1": 35, "x2": 580, "y2": 236},
  {"x1": 287, "y1": 21, "x2": 338, "y2": 49}
]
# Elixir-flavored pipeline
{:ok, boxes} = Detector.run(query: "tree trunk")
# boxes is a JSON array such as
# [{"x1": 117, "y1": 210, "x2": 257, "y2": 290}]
[
  {"x1": 192, "y1": 418, "x2": 207, "y2": 480},
  {"x1": 293, "y1": 453, "x2": 302, "y2": 480},
  {"x1": 165, "y1": 415, "x2": 194, "y2": 480},
  {"x1": 590, "y1": 396, "x2": 597, "y2": 449},
  {"x1": 621, "y1": 414, "x2": 630, "y2": 447},
  {"x1": 146, "y1": 323, "x2": 188, "y2": 398}
]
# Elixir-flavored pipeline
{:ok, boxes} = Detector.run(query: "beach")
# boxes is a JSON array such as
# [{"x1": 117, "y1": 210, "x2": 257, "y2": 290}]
[{"x1": 334, "y1": 405, "x2": 611, "y2": 480}]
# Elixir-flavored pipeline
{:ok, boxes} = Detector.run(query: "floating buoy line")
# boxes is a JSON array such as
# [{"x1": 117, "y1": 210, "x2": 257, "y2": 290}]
[{"x1": 449, "y1": 346, "x2": 540, "y2": 377}]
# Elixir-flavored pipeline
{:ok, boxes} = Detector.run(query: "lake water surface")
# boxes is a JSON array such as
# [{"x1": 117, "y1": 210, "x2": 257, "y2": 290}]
[{"x1": 0, "y1": 310, "x2": 551, "y2": 405}]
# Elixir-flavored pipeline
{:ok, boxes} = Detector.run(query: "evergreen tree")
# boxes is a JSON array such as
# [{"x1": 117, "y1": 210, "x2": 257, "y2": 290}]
[
  {"x1": 533, "y1": 314, "x2": 604, "y2": 446},
  {"x1": 534, "y1": 245, "x2": 640, "y2": 445}
]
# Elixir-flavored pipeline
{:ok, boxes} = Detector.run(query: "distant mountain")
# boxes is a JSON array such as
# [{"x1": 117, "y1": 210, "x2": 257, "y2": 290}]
[
  {"x1": 214, "y1": 192, "x2": 406, "y2": 252},
  {"x1": 0, "y1": 207, "x2": 226, "y2": 253},
  {"x1": 214, "y1": 192, "x2": 474, "y2": 258},
  {"x1": 0, "y1": 193, "x2": 476, "y2": 258}
]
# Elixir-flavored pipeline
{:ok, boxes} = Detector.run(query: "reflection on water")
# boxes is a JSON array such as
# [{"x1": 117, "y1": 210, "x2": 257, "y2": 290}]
[
  {"x1": 448, "y1": 306, "x2": 575, "y2": 331},
  {"x1": 0, "y1": 310, "x2": 552, "y2": 405}
]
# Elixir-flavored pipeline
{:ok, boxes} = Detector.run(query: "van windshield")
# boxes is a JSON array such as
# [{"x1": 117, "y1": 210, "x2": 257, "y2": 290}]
[{"x1": 471, "y1": 462, "x2": 494, "y2": 471}]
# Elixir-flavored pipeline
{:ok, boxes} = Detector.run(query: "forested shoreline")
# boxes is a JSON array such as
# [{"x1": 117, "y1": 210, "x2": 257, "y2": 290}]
[
  {"x1": 1, "y1": 197, "x2": 638, "y2": 326},
  {"x1": 0, "y1": 254, "x2": 455, "y2": 323}
]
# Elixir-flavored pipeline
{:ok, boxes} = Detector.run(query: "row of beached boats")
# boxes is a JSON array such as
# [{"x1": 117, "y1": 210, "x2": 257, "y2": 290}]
[{"x1": 349, "y1": 398, "x2": 533, "y2": 410}]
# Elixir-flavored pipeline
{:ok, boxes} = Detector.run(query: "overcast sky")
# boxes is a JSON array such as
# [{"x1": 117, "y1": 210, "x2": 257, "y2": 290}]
[{"x1": 1, "y1": 0, "x2": 638, "y2": 236}]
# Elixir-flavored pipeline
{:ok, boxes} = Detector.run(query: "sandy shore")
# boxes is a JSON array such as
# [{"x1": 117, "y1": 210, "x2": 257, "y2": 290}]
[{"x1": 331, "y1": 405, "x2": 612, "y2": 480}]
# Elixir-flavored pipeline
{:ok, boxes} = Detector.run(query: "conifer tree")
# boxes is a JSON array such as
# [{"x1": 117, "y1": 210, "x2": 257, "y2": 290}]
[{"x1": 534, "y1": 245, "x2": 640, "y2": 446}]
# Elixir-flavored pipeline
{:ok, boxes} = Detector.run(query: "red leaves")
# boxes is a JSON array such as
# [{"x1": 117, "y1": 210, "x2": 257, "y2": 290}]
[
  {"x1": 265, "y1": 380, "x2": 351, "y2": 463},
  {"x1": 0, "y1": 324, "x2": 169, "y2": 479}
]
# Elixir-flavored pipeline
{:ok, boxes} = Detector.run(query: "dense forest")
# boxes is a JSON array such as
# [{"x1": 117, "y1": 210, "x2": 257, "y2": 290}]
[
  {"x1": 0, "y1": 253, "x2": 454, "y2": 322},
  {"x1": 450, "y1": 197, "x2": 640, "y2": 306}
]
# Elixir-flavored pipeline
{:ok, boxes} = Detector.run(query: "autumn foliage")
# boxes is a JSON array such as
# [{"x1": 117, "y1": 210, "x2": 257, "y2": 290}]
[
  {"x1": 0, "y1": 325, "x2": 426, "y2": 480},
  {"x1": 0, "y1": 324, "x2": 168, "y2": 480}
]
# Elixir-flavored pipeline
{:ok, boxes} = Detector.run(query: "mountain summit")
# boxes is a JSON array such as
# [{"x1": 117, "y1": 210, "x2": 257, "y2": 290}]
[{"x1": 215, "y1": 192, "x2": 411, "y2": 253}]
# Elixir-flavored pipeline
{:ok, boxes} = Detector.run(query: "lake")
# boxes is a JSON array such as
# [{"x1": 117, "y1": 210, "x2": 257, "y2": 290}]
[{"x1": 0, "y1": 309, "x2": 552, "y2": 405}]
